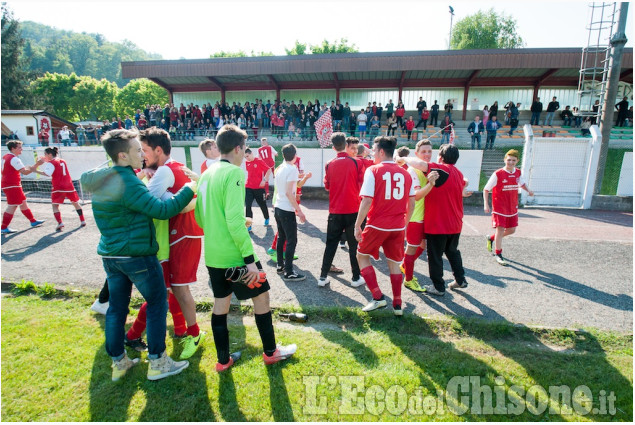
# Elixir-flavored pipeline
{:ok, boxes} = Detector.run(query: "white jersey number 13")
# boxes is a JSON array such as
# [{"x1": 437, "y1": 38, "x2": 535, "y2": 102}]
[{"x1": 382, "y1": 172, "x2": 405, "y2": 200}]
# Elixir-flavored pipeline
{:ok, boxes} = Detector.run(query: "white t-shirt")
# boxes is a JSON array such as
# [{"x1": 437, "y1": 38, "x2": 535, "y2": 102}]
[
  {"x1": 147, "y1": 158, "x2": 176, "y2": 201},
  {"x1": 357, "y1": 113, "x2": 368, "y2": 125},
  {"x1": 273, "y1": 162, "x2": 299, "y2": 212}
]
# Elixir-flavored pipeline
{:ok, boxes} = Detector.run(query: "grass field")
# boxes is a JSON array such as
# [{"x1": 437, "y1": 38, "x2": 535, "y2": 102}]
[{"x1": 1, "y1": 289, "x2": 632, "y2": 422}]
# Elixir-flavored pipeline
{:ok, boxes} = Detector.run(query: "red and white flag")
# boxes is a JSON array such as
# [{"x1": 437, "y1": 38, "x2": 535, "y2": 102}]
[
  {"x1": 314, "y1": 109, "x2": 333, "y2": 148},
  {"x1": 449, "y1": 126, "x2": 456, "y2": 145}
]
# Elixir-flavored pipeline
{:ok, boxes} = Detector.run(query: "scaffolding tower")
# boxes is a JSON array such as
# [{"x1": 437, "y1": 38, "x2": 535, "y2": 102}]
[{"x1": 577, "y1": 2, "x2": 618, "y2": 120}]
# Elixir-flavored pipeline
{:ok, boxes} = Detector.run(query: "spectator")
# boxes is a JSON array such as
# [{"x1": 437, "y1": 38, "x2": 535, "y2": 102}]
[
  {"x1": 482, "y1": 105, "x2": 490, "y2": 126},
  {"x1": 430, "y1": 100, "x2": 440, "y2": 127},
  {"x1": 508, "y1": 103, "x2": 520, "y2": 136},
  {"x1": 572, "y1": 107, "x2": 582, "y2": 128},
  {"x1": 395, "y1": 102, "x2": 406, "y2": 129},
  {"x1": 58, "y1": 126, "x2": 73, "y2": 146},
  {"x1": 369, "y1": 115, "x2": 381, "y2": 139},
  {"x1": 581, "y1": 117, "x2": 592, "y2": 136},
  {"x1": 357, "y1": 109, "x2": 368, "y2": 141},
  {"x1": 615, "y1": 96, "x2": 629, "y2": 127},
  {"x1": 530, "y1": 97, "x2": 543, "y2": 126},
  {"x1": 440, "y1": 116, "x2": 455, "y2": 144},
  {"x1": 485, "y1": 116, "x2": 502, "y2": 150},
  {"x1": 490, "y1": 101, "x2": 499, "y2": 119},
  {"x1": 76, "y1": 124, "x2": 86, "y2": 146},
  {"x1": 405, "y1": 116, "x2": 415, "y2": 140},
  {"x1": 386, "y1": 114, "x2": 397, "y2": 137},
  {"x1": 416, "y1": 107, "x2": 430, "y2": 129},
  {"x1": 467, "y1": 115, "x2": 484, "y2": 149},
  {"x1": 560, "y1": 106, "x2": 573, "y2": 127},
  {"x1": 348, "y1": 112, "x2": 356, "y2": 137},
  {"x1": 444, "y1": 99, "x2": 454, "y2": 119},
  {"x1": 544, "y1": 96, "x2": 560, "y2": 126}
]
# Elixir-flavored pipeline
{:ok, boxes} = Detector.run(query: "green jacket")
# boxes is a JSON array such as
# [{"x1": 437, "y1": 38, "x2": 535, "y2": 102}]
[{"x1": 80, "y1": 165, "x2": 194, "y2": 257}]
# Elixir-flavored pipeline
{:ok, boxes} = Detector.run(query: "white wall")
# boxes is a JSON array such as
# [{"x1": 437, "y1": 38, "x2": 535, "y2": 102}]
[
  {"x1": 2, "y1": 115, "x2": 39, "y2": 145},
  {"x1": 1, "y1": 146, "x2": 37, "y2": 180},
  {"x1": 617, "y1": 152, "x2": 633, "y2": 196}
]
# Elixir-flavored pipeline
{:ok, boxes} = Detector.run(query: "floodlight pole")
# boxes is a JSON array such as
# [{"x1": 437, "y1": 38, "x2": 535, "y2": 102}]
[{"x1": 449, "y1": 6, "x2": 455, "y2": 49}]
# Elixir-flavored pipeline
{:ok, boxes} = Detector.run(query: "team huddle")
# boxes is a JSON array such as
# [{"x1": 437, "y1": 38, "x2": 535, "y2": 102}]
[{"x1": 1, "y1": 126, "x2": 532, "y2": 382}]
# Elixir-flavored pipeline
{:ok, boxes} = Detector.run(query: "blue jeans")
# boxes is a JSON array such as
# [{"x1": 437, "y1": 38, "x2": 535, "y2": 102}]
[
  {"x1": 563, "y1": 117, "x2": 572, "y2": 126},
  {"x1": 102, "y1": 256, "x2": 167, "y2": 360},
  {"x1": 470, "y1": 133, "x2": 482, "y2": 149},
  {"x1": 530, "y1": 112, "x2": 541, "y2": 125},
  {"x1": 442, "y1": 132, "x2": 450, "y2": 144},
  {"x1": 544, "y1": 112, "x2": 555, "y2": 126},
  {"x1": 62, "y1": 139, "x2": 71, "y2": 146},
  {"x1": 485, "y1": 133, "x2": 497, "y2": 149},
  {"x1": 77, "y1": 135, "x2": 86, "y2": 146}
]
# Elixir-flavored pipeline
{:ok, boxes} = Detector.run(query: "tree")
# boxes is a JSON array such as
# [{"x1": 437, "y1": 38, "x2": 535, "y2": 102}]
[
  {"x1": 1, "y1": 4, "x2": 32, "y2": 109},
  {"x1": 30, "y1": 72, "x2": 81, "y2": 120},
  {"x1": 71, "y1": 76, "x2": 118, "y2": 121},
  {"x1": 285, "y1": 39, "x2": 358, "y2": 55},
  {"x1": 285, "y1": 41, "x2": 308, "y2": 56},
  {"x1": 115, "y1": 79, "x2": 168, "y2": 117},
  {"x1": 210, "y1": 50, "x2": 274, "y2": 58},
  {"x1": 450, "y1": 9, "x2": 524, "y2": 50}
]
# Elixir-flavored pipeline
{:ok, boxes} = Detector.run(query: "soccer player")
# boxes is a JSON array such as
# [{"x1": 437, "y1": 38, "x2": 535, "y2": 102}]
[
  {"x1": 140, "y1": 128, "x2": 205, "y2": 360},
  {"x1": 244, "y1": 148, "x2": 272, "y2": 228},
  {"x1": 483, "y1": 149, "x2": 534, "y2": 266},
  {"x1": 402, "y1": 144, "x2": 469, "y2": 296},
  {"x1": 195, "y1": 124, "x2": 296, "y2": 371},
  {"x1": 274, "y1": 143, "x2": 307, "y2": 281},
  {"x1": 402, "y1": 140, "x2": 438, "y2": 292},
  {"x1": 317, "y1": 132, "x2": 365, "y2": 288},
  {"x1": 37, "y1": 147, "x2": 86, "y2": 231},
  {"x1": 199, "y1": 138, "x2": 220, "y2": 174},
  {"x1": 355, "y1": 136, "x2": 415, "y2": 316},
  {"x1": 1, "y1": 140, "x2": 46, "y2": 233},
  {"x1": 257, "y1": 137, "x2": 277, "y2": 198},
  {"x1": 80, "y1": 129, "x2": 193, "y2": 381}
]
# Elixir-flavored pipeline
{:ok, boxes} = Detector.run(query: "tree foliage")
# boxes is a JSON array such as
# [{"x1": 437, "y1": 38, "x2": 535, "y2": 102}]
[
  {"x1": 286, "y1": 39, "x2": 358, "y2": 55},
  {"x1": 1, "y1": 4, "x2": 33, "y2": 109},
  {"x1": 30, "y1": 73, "x2": 81, "y2": 120},
  {"x1": 71, "y1": 77, "x2": 118, "y2": 121},
  {"x1": 115, "y1": 79, "x2": 169, "y2": 117},
  {"x1": 210, "y1": 50, "x2": 274, "y2": 58},
  {"x1": 450, "y1": 9, "x2": 524, "y2": 50}
]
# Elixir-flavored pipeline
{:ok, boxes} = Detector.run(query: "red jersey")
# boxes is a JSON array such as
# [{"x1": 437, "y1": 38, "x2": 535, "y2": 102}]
[
  {"x1": 423, "y1": 162, "x2": 464, "y2": 234},
  {"x1": 165, "y1": 160, "x2": 204, "y2": 244},
  {"x1": 245, "y1": 158, "x2": 269, "y2": 189},
  {"x1": 360, "y1": 161, "x2": 414, "y2": 231},
  {"x1": 1, "y1": 153, "x2": 23, "y2": 189},
  {"x1": 44, "y1": 158, "x2": 75, "y2": 192},
  {"x1": 355, "y1": 156, "x2": 374, "y2": 175},
  {"x1": 405, "y1": 120, "x2": 415, "y2": 130},
  {"x1": 324, "y1": 152, "x2": 363, "y2": 214},
  {"x1": 487, "y1": 168, "x2": 524, "y2": 217},
  {"x1": 257, "y1": 145, "x2": 276, "y2": 168}
]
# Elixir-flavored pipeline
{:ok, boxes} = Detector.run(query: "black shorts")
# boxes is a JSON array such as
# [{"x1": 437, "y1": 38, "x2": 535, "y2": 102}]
[{"x1": 206, "y1": 261, "x2": 270, "y2": 301}]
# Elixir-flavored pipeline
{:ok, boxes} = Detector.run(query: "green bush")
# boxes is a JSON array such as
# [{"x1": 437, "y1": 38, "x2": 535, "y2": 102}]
[
  {"x1": 11, "y1": 279, "x2": 37, "y2": 296},
  {"x1": 36, "y1": 283, "x2": 57, "y2": 299}
]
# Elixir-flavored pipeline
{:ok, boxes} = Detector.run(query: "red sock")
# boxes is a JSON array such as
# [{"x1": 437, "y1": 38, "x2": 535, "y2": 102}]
[
  {"x1": 126, "y1": 302, "x2": 147, "y2": 340},
  {"x1": 391, "y1": 274, "x2": 403, "y2": 308},
  {"x1": 76, "y1": 208, "x2": 85, "y2": 222},
  {"x1": 2, "y1": 212, "x2": 14, "y2": 229},
  {"x1": 168, "y1": 292, "x2": 187, "y2": 336},
  {"x1": 403, "y1": 254, "x2": 417, "y2": 281},
  {"x1": 360, "y1": 266, "x2": 382, "y2": 300},
  {"x1": 265, "y1": 181, "x2": 270, "y2": 196},
  {"x1": 21, "y1": 208, "x2": 35, "y2": 222},
  {"x1": 271, "y1": 232, "x2": 278, "y2": 250},
  {"x1": 54, "y1": 212, "x2": 62, "y2": 224},
  {"x1": 414, "y1": 246, "x2": 424, "y2": 259},
  {"x1": 187, "y1": 322, "x2": 200, "y2": 337},
  {"x1": 495, "y1": 249, "x2": 502, "y2": 255},
  {"x1": 489, "y1": 234, "x2": 495, "y2": 242}
]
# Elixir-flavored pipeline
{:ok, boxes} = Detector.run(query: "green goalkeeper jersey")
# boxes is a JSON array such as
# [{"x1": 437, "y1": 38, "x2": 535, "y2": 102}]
[{"x1": 195, "y1": 160, "x2": 259, "y2": 268}]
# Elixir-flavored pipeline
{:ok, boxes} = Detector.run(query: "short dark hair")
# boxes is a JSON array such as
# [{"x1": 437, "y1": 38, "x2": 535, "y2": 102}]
[
  {"x1": 139, "y1": 127, "x2": 171, "y2": 155},
  {"x1": 331, "y1": 132, "x2": 347, "y2": 151},
  {"x1": 346, "y1": 137, "x2": 359, "y2": 147},
  {"x1": 101, "y1": 129, "x2": 139, "y2": 162},
  {"x1": 373, "y1": 136, "x2": 397, "y2": 158},
  {"x1": 6, "y1": 140, "x2": 23, "y2": 151},
  {"x1": 245, "y1": 148, "x2": 252, "y2": 154},
  {"x1": 281, "y1": 143, "x2": 296, "y2": 162},
  {"x1": 216, "y1": 124, "x2": 247, "y2": 154},
  {"x1": 44, "y1": 147, "x2": 59, "y2": 157},
  {"x1": 357, "y1": 144, "x2": 366, "y2": 156},
  {"x1": 416, "y1": 139, "x2": 432, "y2": 150},
  {"x1": 438, "y1": 144, "x2": 459, "y2": 165},
  {"x1": 397, "y1": 146, "x2": 410, "y2": 157}
]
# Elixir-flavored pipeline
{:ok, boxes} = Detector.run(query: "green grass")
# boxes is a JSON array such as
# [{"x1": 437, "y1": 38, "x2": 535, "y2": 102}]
[
  {"x1": 1, "y1": 294, "x2": 632, "y2": 421},
  {"x1": 600, "y1": 148, "x2": 632, "y2": 195}
]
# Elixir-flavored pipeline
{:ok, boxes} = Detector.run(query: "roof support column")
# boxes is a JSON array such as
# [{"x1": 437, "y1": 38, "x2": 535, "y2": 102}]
[
  {"x1": 398, "y1": 71, "x2": 406, "y2": 102},
  {"x1": 150, "y1": 78, "x2": 174, "y2": 104},
  {"x1": 333, "y1": 73, "x2": 341, "y2": 104},
  {"x1": 462, "y1": 70, "x2": 480, "y2": 120},
  {"x1": 533, "y1": 68, "x2": 558, "y2": 102},
  {"x1": 207, "y1": 77, "x2": 226, "y2": 104},
  {"x1": 268, "y1": 75, "x2": 280, "y2": 102}
]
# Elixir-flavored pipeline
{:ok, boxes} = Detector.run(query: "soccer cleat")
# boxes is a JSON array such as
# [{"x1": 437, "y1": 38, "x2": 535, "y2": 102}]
[
  {"x1": 394, "y1": 304, "x2": 403, "y2": 316},
  {"x1": 55, "y1": 222, "x2": 65, "y2": 232},
  {"x1": 30, "y1": 220, "x2": 45, "y2": 228},
  {"x1": 263, "y1": 344, "x2": 297, "y2": 365},
  {"x1": 448, "y1": 280, "x2": 469, "y2": 290},
  {"x1": 339, "y1": 241, "x2": 346, "y2": 250},
  {"x1": 270, "y1": 253, "x2": 278, "y2": 263},
  {"x1": 283, "y1": 272, "x2": 306, "y2": 282},
  {"x1": 172, "y1": 332, "x2": 187, "y2": 339},
  {"x1": 404, "y1": 276, "x2": 425, "y2": 292},
  {"x1": 112, "y1": 353, "x2": 140, "y2": 382},
  {"x1": 276, "y1": 265, "x2": 284, "y2": 274},
  {"x1": 147, "y1": 352, "x2": 189, "y2": 381},
  {"x1": 350, "y1": 276, "x2": 366, "y2": 288},
  {"x1": 124, "y1": 336, "x2": 148, "y2": 352},
  {"x1": 317, "y1": 276, "x2": 330, "y2": 287},
  {"x1": 495, "y1": 254, "x2": 508, "y2": 266},
  {"x1": 423, "y1": 285, "x2": 445, "y2": 297},
  {"x1": 247, "y1": 226, "x2": 252, "y2": 232},
  {"x1": 399, "y1": 263, "x2": 405, "y2": 275},
  {"x1": 486, "y1": 235, "x2": 493, "y2": 253},
  {"x1": 362, "y1": 297, "x2": 387, "y2": 312},
  {"x1": 90, "y1": 299, "x2": 109, "y2": 315},
  {"x1": 180, "y1": 331, "x2": 206, "y2": 359},
  {"x1": 264, "y1": 218, "x2": 270, "y2": 226},
  {"x1": 1, "y1": 227, "x2": 17, "y2": 234},
  {"x1": 215, "y1": 351, "x2": 242, "y2": 372},
  {"x1": 267, "y1": 248, "x2": 276, "y2": 256},
  {"x1": 80, "y1": 221, "x2": 87, "y2": 227},
  {"x1": 329, "y1": 265, "x2": 344, "y2": 274}
]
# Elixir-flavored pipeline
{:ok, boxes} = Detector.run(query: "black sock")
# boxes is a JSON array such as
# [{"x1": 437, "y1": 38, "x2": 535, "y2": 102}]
[
  {"x1": 211, "y1": 313, "x2": 230, "y2": 364},
  {"x1": 76, "y1": 208, "x2": 83, "y2": 217},
  {"x1": 255, "y1": 311, "x2": 276, "y2": 356},
  {"x1": 98, "y1": 279, "x2": 109, "y2": 304}
]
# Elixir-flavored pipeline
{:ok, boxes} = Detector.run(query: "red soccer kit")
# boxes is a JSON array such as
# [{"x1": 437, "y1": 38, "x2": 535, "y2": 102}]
[
  {"x1": 324, "y1": 152, "x2": 363, "y2": 214},
  {"x1": 423, "y1": 162, "x2": 464, "y2": 235},
  {"x1": 358, "y1": 161, "x2": 414, "y2": 262},
  {"x1": 43, "y1": 158, "x2": 79, "y2": 204},
  {"x1": 257, "y1": 145, "x2": 276, "y2": 170},
  {"x1": 1, "y1": 153, "x2": 26, "y2": 205},
  {"x1": 245, "y1": 158, "x2": 269, "y2": 189},
  {"x1": 485, "y1": 167, "x2": 524, "y2": 228},
  {"x1": 355, "y1": 156, "x2": 374, "y2": 176}
]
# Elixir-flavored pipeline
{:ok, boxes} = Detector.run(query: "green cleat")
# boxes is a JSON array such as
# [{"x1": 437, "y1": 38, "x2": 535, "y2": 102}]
[
  {"x1": 180, "y1": 331, "x2": 206, "y2": 360},
  {"x1": 486, "y1": 235, "x2": 493, "y2": 253},
  {"x1": 404, "y1": 276, "x2": 425, "y2": 292}
]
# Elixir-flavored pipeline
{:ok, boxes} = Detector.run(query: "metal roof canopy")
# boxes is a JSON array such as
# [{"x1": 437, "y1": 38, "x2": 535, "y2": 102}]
[{"x1": 122, "y1": 48, "x2": 633, "y2": 119}]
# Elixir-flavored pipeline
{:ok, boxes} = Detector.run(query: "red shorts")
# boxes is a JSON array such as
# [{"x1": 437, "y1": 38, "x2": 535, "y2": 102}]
[
  {"x1": 51, "y1": 190, "x2": 79, "y2": 204},
  {"x1": 405, "y1": 221, "x2": 425, "y2": 247},
  {"x1": 492, "y1": 213, "x2": 518, "y2": 229},
  {"x1": 357, "y1": 227, "x2": 406, "y2": 263},
  {"x1": 169, "y1": 237, "x2": 202, "y2": 286},
  {"x1": 2, "y1": 186, "x2": 26, "y2": 206}
]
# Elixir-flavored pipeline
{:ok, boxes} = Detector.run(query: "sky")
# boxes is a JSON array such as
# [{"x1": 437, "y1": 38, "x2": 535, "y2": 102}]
[{"x1": 7, "y1": 0, "x2": 633, "y2": 60}]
